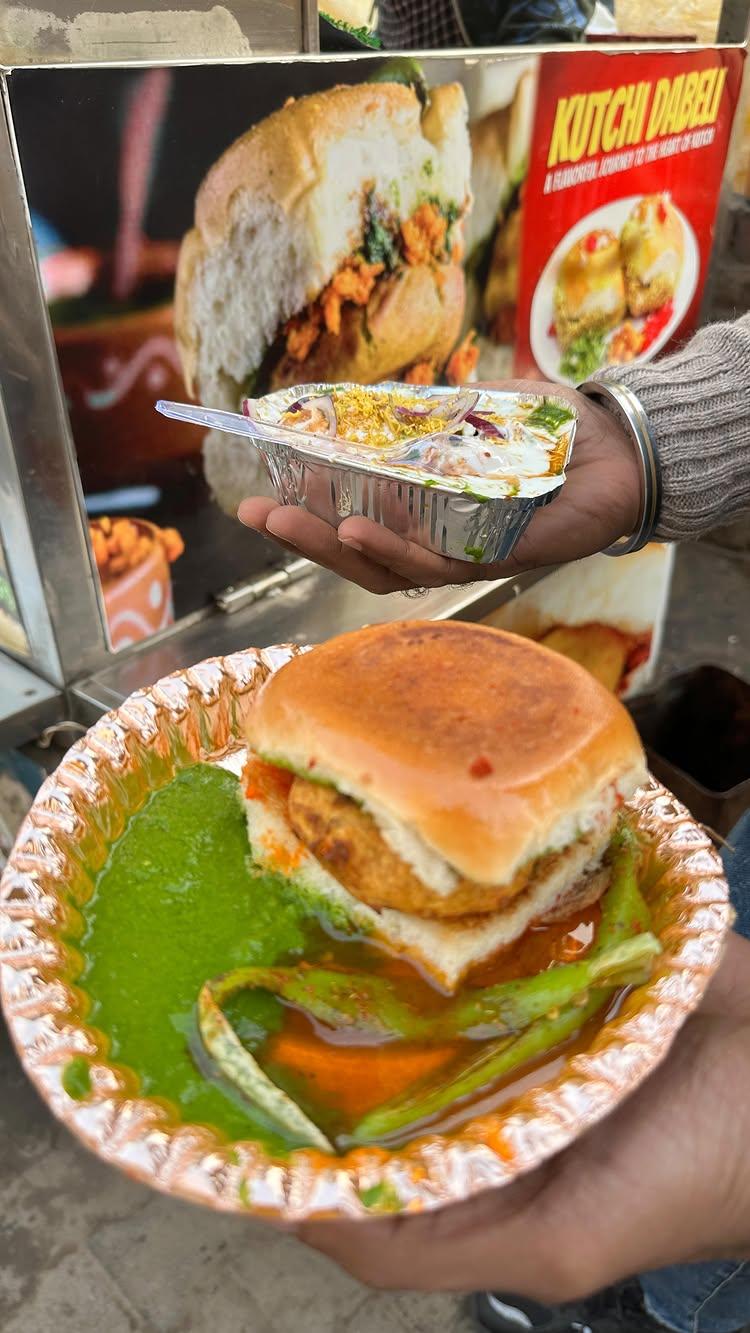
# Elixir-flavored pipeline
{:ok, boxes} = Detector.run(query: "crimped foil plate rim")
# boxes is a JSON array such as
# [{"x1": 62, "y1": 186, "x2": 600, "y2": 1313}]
[{"x1": 0, "y1": 646, "x2": 733, "y2": 1221}]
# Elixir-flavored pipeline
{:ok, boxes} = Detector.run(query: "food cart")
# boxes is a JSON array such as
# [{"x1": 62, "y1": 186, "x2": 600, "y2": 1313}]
[{"x1": 0, "y1": 1, "x2": 744, "y2": 750}]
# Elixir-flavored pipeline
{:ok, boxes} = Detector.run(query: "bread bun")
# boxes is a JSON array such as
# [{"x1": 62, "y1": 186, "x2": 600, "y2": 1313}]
[
  {"x1": 621, "y1": 195, "x2": 684, "y2": 318},
  {"x1": 246, "y1": 621, "x2": 646, "y2": 888},
  {"x1": 175, "y1": 81, "x2": 471, "y2": 408}
]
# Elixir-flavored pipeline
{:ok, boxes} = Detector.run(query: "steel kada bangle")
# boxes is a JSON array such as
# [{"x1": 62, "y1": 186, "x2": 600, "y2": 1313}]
[{"x1": 578, "y1": 380, "x2": 661, "y2": 556}]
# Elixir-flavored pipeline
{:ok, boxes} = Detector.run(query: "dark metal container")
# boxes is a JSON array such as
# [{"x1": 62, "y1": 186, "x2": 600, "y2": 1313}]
[{"x1": 627, "y1": 664, "x2": 750, "y2": 837}]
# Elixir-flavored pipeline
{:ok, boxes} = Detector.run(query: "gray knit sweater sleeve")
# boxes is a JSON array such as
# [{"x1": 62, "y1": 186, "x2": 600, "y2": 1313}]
[{"x1": 598, "y1": 313, "x2": 750, "y2": 542}]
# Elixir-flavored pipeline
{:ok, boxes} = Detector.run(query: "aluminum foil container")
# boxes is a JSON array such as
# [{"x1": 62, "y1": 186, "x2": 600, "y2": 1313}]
[
  {"x1": 0, "y1": 647, "x2": 732, "y2": 1222},
  {"x1": 254, "y1": 383, "x2": 577, "y2": 564},
  {"x1": 193, "y1": 384, "x2": 576, "y2": 565}
]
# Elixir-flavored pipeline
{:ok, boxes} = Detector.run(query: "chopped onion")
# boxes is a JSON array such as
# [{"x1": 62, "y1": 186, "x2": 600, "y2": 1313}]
[
  {"x1": 434, "y1": 390, "x2": 480, "y2": 429},
  {"x1": 273, "y1": 392, "x2": 339, "y2": 440},
  {"x1": 242, "y1": 398, "x2": 260, "y2": 420},
  {"x1": 393, "y1": 390, "x2": 480, "y2": 431},
  {"x1": 389, "y1": 391, "x2": 480, "y2": 458},
  {"x1": 286, "y1": 393, "x2": 318, "y2": 413},
  {"x1": 393, "y1": 404, "x2": 432, "y2": 422},
  {"x1": 465, "y1": 412, "x2": 508, "y2": 439}
]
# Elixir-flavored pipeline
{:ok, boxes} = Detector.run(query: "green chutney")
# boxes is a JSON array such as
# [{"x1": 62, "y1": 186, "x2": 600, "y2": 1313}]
[{"x1": 80, "y1": 764, "x2": 322, "y2": 1151}]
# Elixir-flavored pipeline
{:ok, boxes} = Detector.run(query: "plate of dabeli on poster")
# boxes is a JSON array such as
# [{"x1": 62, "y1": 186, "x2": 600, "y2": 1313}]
[{"x1": 514, "y1": 49, "x2": 743, "y2": 384}]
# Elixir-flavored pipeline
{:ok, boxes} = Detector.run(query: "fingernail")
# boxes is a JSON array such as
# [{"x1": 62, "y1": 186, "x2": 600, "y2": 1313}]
[
  {"x1": 267, "y1": 524, "x2": 298, "y2": 549},
  {"x1": 340, "y1": 536, "x2": 363, "y2": 552},
  {"x1": 237, "y1": 503, "x2": 260, "y2": 530}
]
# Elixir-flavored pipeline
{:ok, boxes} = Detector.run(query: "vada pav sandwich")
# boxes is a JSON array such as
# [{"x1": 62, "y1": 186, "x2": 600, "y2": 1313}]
[{"x1": 242, "y1": 621, "x2": 648, "y2": 992}]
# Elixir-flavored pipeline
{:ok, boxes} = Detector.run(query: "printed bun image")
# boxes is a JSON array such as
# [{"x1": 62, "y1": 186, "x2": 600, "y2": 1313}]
[
  {"x1": 530, "y1": 193, "x2": 698, "y2": 386},
  {"x1": 175, "y1": 78, "x2": 474, "y2": 512},
  {"x1": 176, "y1": 81, "x2": 471, "y2": 408},
  {"x1": 463, "y1": 63, "x2": 536, "y2": 375},
  {"x1": 620, "y1": 194, "x2": 685, "y2": 318},
  {"x1": 553, "y1": 229, "x2": 626, "y2": 350}
]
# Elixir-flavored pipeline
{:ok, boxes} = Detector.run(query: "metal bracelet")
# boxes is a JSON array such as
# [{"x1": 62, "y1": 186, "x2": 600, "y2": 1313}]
[{"x1": 578, "y1": 379, "x2": 662, "y2": 557}]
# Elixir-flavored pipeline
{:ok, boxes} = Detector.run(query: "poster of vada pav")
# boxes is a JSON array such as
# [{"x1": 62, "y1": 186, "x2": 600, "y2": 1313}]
[
  {"x1": 513, "y1": 50, "x2": 742, "y2": 383},
  {"x1": 7, "y1": 47, "x2": 741, "y2": 652}
]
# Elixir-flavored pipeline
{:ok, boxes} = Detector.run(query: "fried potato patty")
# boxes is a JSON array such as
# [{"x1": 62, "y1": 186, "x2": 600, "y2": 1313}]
[
  {"x1": 539, "y1": 865, "x2": 609, "y2": 924},
  {"x1": 287, "y1": 776, "x2": 539, "y2": 920}
]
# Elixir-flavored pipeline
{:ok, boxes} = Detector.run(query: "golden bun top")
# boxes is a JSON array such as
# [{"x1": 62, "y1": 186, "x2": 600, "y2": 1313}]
[
  {"x1": 245, "y1": 621, "x2": 646, "y2": 884},
  {"x1": 556, "y1": 228, "x2": 625, "y2": 316}
]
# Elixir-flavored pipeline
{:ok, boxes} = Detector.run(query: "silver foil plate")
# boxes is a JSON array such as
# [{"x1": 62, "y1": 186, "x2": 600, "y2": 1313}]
[{"x1": 248, "y1": 383, "x2": 578, "y2": 565}]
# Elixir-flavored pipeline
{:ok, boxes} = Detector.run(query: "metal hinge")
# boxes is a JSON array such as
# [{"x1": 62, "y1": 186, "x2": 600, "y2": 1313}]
[{"x1": 214, "y1": 558, "x2": 312, "y2": 615}]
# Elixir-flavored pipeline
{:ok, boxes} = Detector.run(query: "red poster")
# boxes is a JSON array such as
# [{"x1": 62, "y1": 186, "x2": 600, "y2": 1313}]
[{"x1": 514, "y1": 48, "x2": 744, "y2": 384}]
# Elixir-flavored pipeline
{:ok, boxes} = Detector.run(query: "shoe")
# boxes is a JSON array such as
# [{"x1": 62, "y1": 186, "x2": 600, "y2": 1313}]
[{"x1": 472, "y1": 1281, "x2": 673, "y2": 1332}]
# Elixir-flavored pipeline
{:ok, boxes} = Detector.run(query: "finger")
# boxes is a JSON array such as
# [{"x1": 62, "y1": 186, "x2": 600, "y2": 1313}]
[
  {"x1": 264, "y1": 507, "x2": 412, "y2": 595},
  {"x1": 238, "y1": 497, "x2": 279, "y2": 530},
  {"x1": 255, "y1": 503, "x2": 415, "y2": 596},
  {"x1": 297, "y1": 1182, "x2": 519, "y2": 1285},
  {"x1": 297, "y1": 1170, "x2": 584, "y2": 1299},
  {"x1": 701, "y1": 932, "x2": 750, "y2": 1019},
  {"x1": 237, "y1": 498, "x2": 313, "y2": 563},
  {"x1": 336, "y1": 517, "x2": 485, "y2": 588},
  {"x1": 239, "y1": 499, "x2": 419, "y2": 596}
]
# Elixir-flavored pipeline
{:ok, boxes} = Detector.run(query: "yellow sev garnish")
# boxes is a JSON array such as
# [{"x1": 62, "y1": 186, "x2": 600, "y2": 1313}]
[{"x1": 326, "y1": 387, "x2": 450, "y2": 451}]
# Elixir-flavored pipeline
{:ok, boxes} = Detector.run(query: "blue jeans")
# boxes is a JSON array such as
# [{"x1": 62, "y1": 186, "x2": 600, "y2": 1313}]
[{"x1": 640, "y1": 810, "x2": 750, "y2": 1333}]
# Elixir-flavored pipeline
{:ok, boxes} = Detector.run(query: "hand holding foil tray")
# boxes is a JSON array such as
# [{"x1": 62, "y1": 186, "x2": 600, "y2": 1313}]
[{"x1": 157, "y1": 383, "x2": 577, "y2": 564}]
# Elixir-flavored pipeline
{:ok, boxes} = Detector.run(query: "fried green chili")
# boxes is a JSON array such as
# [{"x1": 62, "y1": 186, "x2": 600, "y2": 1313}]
[{"x1": 196, "y1": 823, "x2": 658, "y2": 1148}]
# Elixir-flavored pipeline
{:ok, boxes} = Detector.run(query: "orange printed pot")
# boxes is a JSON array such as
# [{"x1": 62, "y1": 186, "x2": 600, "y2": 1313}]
[
  {"x1": 99, "y1": 523, "x2": 174, "y2": 650},
  {"x1": 51, "y1": 243, "x2": 196, "y2": 494}
]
